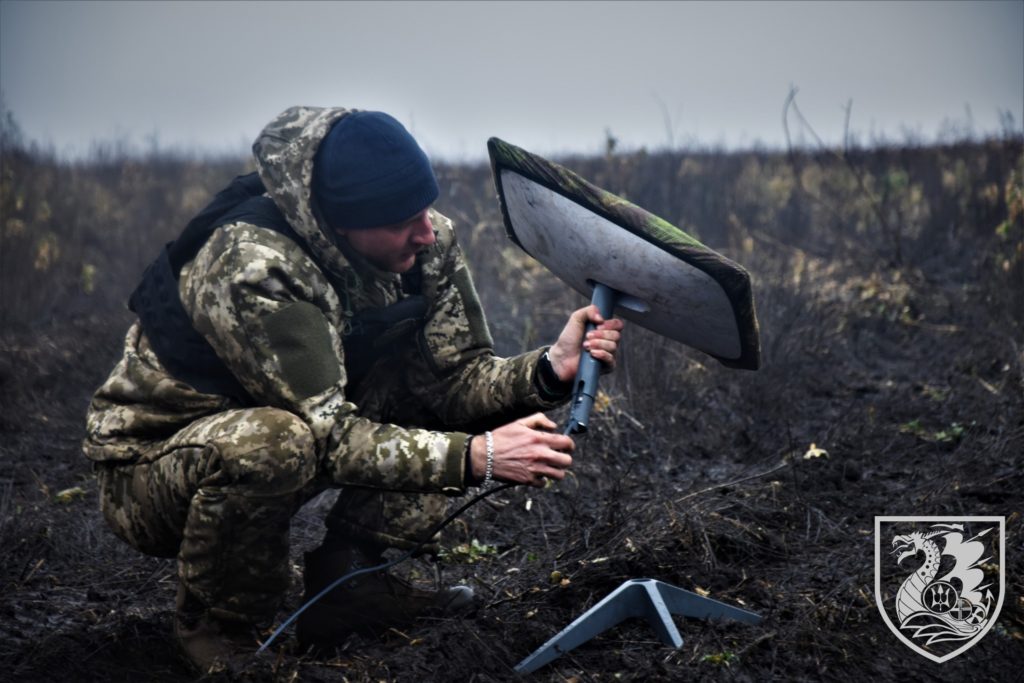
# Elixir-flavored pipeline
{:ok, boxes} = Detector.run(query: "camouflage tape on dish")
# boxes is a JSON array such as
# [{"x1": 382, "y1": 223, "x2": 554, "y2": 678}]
[{"x1": 487, "y1": 137, "x2": 761, "y2": 371}]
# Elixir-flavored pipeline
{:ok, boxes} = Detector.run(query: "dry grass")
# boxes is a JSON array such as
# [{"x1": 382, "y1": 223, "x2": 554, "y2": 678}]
[{"x1": 1, "y1": 129, "x2": 1022, "y2": 680}]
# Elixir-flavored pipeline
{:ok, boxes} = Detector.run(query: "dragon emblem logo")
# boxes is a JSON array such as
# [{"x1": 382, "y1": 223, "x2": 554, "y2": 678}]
[{"x1": 875, "y1": 516, "x2": 1005, "y2": 663}]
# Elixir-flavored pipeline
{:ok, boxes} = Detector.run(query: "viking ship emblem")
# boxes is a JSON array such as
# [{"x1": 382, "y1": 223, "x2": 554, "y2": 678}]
[{"x1": 875, "y1": 516, "x2": 1005, "y2": 663}]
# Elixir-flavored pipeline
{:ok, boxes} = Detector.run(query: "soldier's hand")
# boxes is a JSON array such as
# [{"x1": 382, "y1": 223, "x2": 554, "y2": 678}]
[
  {"x1": 469, "y1": 413, "x2": 574, "y2": 488},
  {"x1": 547, "y1": 304, "x2": 624, "y2": 382}
]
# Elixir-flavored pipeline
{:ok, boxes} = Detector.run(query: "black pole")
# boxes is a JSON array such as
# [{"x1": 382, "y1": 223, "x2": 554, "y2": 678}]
[{"x1": 565, "y1": 282, "x2": 618, "y2": 435}]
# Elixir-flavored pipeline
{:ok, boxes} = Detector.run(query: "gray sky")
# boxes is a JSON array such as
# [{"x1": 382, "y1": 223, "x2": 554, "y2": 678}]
[{"x1": 1, "y1": 0, "x2": 1021, "y2": 160}]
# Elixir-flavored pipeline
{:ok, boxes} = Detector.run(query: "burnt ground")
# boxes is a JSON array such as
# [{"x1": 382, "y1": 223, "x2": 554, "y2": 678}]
[
  {"x1": 1, "y1": 145, "x2": 1023, "y2": 682},
  {"x1": 2, "y1": 248, "x2": 1022, "y2": 683}
]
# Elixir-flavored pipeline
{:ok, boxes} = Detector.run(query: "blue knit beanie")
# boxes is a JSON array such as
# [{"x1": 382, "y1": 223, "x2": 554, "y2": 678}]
[{"x1": 313, "y1": 111, "x2": 439, "y2": 230}]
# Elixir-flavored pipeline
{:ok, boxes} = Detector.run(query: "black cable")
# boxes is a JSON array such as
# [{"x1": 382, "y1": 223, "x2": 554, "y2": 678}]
[
  {"x1": 258, "y1": 481, "x2": 517, "y2": 653},
  {"x1": 258, "y1": 414, "x2": 579, "y2": 654}
]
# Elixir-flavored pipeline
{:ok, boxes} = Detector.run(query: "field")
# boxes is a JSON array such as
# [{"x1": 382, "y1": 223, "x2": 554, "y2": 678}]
[{"x1": 1, "y1": 124, "x2": 1022, "y2": 681}]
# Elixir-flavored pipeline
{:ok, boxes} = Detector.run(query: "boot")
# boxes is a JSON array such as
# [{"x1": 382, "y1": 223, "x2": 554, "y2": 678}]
[
  {"x1": 297, "y1": 539, "x2": 474, "y2": 651},
  {"x1": 175, "y1": 584, "x2": 262, "y2": 675}
]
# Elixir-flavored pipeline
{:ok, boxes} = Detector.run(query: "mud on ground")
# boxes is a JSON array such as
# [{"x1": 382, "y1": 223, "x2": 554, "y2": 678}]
[{"x1": 1, "y1": 147, "x2": 1022, "y2": 682}]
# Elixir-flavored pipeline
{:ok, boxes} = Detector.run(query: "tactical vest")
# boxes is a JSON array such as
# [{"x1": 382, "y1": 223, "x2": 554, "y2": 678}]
[{"x1": 129, "y1": 172, "x2": 426, "y2": 403}]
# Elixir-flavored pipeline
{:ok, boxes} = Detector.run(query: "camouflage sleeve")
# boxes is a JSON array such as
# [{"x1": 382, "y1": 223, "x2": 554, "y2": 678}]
[
  {"x1": 407, "y1": 216, "x2": 568, "y2": 428},
  {"x1": 182, "y1": 224, "x2": 468, "y2": 495}
]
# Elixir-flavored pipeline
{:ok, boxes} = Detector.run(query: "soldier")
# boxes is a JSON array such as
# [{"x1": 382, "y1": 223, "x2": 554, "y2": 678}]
[{"x1": 82, "y1": 107, "x2": 623, "y2": 672}]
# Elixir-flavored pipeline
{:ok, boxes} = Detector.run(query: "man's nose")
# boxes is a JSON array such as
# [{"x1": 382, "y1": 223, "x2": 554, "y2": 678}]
[{"x1": 411, "y1": 213, "x2": 436, "y2": 245}]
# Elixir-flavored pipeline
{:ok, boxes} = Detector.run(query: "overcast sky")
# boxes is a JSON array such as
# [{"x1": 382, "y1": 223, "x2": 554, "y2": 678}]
[{"x1": 1, "y1": 1, "x2": 1021, "y2": 160}]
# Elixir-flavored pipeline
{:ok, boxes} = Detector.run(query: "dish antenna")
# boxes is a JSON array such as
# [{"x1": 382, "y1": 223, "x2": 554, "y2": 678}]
[
  {"x1": 489, "y1": 138, "x2": 761, "y2": 433},
  {"x1": 489, "y1": 138, "x2": 765, "y2": 672}
]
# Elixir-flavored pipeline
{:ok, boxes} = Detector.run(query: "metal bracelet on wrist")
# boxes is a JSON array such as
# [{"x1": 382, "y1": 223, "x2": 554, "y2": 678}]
[{"x1": 483, "y1": 431, "x2": 494, "y2": 485}]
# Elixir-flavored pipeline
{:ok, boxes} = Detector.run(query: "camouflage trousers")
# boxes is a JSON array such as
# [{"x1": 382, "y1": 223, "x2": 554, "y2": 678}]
[{"x1": 97, "y1": 400, "x2": 450, "y2": 623}]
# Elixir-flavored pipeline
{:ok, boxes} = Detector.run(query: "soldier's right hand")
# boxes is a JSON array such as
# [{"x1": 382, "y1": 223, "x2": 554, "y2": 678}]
[{"x1": 469, "y1": 413, "x2": 574, "y2": 488}]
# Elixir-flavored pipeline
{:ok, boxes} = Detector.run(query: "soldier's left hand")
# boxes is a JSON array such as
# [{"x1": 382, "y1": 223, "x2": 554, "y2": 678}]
[{"x1": 547, "y1": 304, "x2": 625, "y2": 383}]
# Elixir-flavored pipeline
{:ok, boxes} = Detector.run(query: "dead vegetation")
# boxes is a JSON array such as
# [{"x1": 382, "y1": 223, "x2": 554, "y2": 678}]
[{"x1": 1, "y1": 123, "x2": 1022, "y2": 680}]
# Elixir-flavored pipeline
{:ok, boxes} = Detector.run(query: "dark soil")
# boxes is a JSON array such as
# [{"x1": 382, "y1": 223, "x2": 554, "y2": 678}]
[{"x1": 1, "y1": 142, "x2": 1022, "y2": 682}]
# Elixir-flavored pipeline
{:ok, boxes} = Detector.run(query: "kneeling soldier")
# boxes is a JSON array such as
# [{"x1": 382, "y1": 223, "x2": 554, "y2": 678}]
[{"x1": 83, "y1": 107, "x2": 623, "y2": 672}]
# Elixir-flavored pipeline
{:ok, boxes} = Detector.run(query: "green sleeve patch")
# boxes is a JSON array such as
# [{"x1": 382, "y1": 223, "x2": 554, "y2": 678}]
[
  {"x1": 262, "y1": 301, "x2": 342, "y2": 400},
  {"x1": 452, "y1": 266, "x2": 494, "y2": 348}
]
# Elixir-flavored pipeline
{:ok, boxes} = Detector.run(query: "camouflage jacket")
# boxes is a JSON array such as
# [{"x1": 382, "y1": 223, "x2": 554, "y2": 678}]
[{"x1": 83, "y1": 106, "x2": 565, "y2": 494}]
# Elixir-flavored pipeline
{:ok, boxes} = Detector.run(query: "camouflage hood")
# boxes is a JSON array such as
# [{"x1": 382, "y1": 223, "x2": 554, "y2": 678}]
[
  {"x1": 252, "y1": 106, "x2": 356, "y2": 282},
  {"x1": 84, "y1": 107, "x2": 569, "y2": 498}
]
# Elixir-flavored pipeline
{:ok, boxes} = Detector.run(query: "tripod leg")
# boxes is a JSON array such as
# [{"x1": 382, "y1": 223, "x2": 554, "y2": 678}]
[
  {"x1": 655, "y1": 580, "x2": 763, "y2": 624},
  {"x1": 515, "y1": 578, "x2": 763, "y2": 674},
  {"x1": 515, "y1": 580, "x2": 644, "y2": 674}
]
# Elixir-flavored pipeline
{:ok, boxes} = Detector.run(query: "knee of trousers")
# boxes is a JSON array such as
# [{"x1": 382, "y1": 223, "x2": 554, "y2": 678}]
[{"x1": 208, "y1": 407, "x2": 317, "y2": 498}]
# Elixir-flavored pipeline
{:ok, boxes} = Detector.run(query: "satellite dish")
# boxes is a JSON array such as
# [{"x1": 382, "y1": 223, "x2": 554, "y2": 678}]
[{"x1": 488, "y1": 137, "x2": 761, "y2": 371}]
